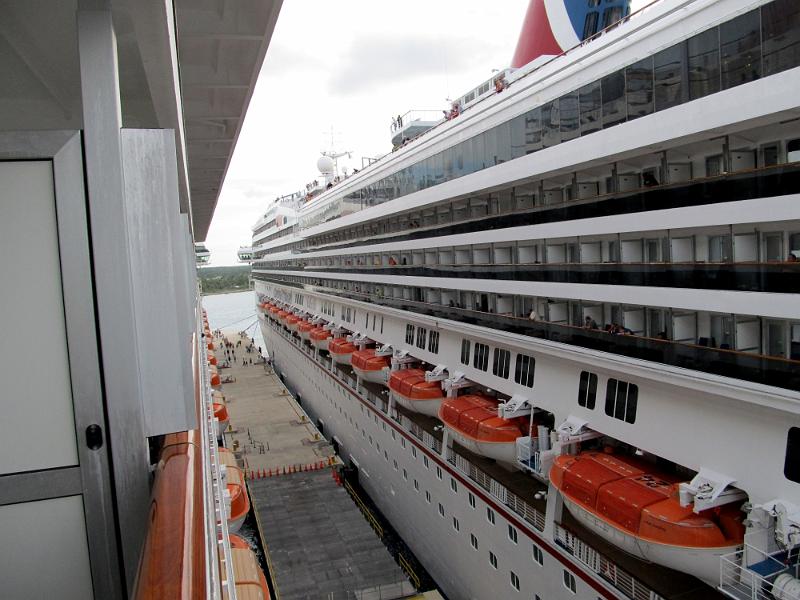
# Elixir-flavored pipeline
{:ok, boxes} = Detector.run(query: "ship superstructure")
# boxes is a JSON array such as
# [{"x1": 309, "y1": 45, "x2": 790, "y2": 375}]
[{"x1": 251, "y1": 0, "x2": 800, "y2": 599}]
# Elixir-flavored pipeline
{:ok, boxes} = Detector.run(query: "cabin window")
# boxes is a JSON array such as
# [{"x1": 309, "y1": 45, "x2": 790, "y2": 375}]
[
  {"x1": 425, "y1": 491, "x2": 431, "y2": 503},
  {"x1": 460, "y1": 339, "x2": 471, "y2": 365},
  {"x1": 403, "y1": 468, "x2": 407, "y2": 480},
  {"x1": 605, "y1": 379, "x2": 638, "y2": 423},
  {"x1": 514, "y1": 354, "x2": 536, "y2": 388},
  {"x1": 438, "y1": 503, "x2": 445, "y2": 517},
  {"x1": 579, "y1": 80, "x2": 602, "y2": 135},
  {"x1": 489, "y1": 551, "x2": 498, "y2": 569},
  {"x1": 508, "y1": 525, "x2": 518, "y2": 544},
  {"x1": 470, "y1": 534, "x2": 478, "y2": 550},
  {"x1": 785, "y1": 427, "x2": 800, "y2": 483},
  {"x1": 428, "y1": 330, "x2": 440, "y2": 353},
  {"x1": 436, "y1": 466, "x2": 442, "y2": 480},
  {"x1": 510, "y1": 571, "x2": 520, "y2": 591},
  {"x1": 416, "y1": 327, "x2": 427, "y2": 349},
  {"x1": 560, "y1": 91, "x2": 580, "y2": 141},
  {"x1": 578, "y1": 371, "x2": 598, "y2": 409},
  {"x1": 601, "y1": 70, "x2": 626, "y2": 127},
  {"x1": 524, "y1": 107, "x2": 543, "y2": 153},
  {"x1": 688, "y1": 28, "x2": 720, "y2": 99},
  {"x1": 423, "y1": 455, "x2": 429, "y2": 469},
  {"x1": 405, "y1": 324, "x2": 415, "y2": 344},
  {"x1": 541, "y1": 100, "x2": 560, "y2": 148},
  {"x1": 487, "y1": 507, "x2": 496, "y2": 525},
  {"x1": 721, "y1": 9, "x2": 762, "y2": 89},
  {"x1": 762, "y1": 0, "x2": 800, "y2": 76},
  {"x1": 654, "y1": 43, "x2": 686, "y2": 110},
  {"x1": 583, "y1": 11, "x2": 599, "y2": 39},
  {"x1": 625, "y1": 57, "x2": 654, "y2": 119},
  {"x1": 492, "y1": 348, "x2": 511, "y2": 379},
  {"x1": 453, "y1": 517, "x2": 460, "y2": 532},
  {"x1": 563, "y1": 570, "x2": 577, "y2": 594},
  {"x1": 474, "y1": 343, "x2": 489, "y2": 371},
  {"x1": 414, "y1": 479, "x2": 419, "y2": 491},
  {"x1": 532, "y1": 544, "x2": 544, "y2": 566},
  {"x1": 468, "y1": 492, "x2": 476, "y2": 508},
  {"x1": 451, "y1": 478, "x2": 458, "y2": 493}
]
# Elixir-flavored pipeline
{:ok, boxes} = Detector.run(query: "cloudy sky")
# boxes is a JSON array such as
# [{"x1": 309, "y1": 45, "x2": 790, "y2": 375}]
[{"x1": 205, "y1": 0, "x2": 529, "y2": 264}]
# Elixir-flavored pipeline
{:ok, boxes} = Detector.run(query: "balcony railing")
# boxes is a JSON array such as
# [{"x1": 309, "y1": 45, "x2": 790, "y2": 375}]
[
  {"x1": 719, "y1": 546, "x2": 800, "y2": 600},
  {"x1": 255, "y1": 274, "x2": 800, "y2": 392}
]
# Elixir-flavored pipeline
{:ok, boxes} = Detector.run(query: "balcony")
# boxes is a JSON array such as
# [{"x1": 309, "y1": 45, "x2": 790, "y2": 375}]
[{"x1": 719, "y1": 546, "x2": 800, "y2": 600}]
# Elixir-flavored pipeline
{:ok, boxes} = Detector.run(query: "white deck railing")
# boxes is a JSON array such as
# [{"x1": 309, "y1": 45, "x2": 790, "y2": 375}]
[{"x1": 719, "y1": 545, "x2": 800, "y2": 600}]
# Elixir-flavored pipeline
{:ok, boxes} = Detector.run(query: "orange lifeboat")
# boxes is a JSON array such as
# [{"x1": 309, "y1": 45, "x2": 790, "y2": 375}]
[
  {"x1": 226, "y1": 466, "x2": 250, "y2": 533},
  {"x1": 276, "y1": 310, "x2": 290, "y2": 323},
  {"x1": 310, "y1": 327, "x2": 332, "y2": 350},
  {"x1": 286, "y1": 314, "x2": 301, "y2": 331},
  {"x1": 550, "y1": 451, "x2": 744, "y2": 585},
  {"x1": 209, "y1": 365, "x2": 221, "y2": 387},
  {"x1": 298, "y1": 320, "x2": 315, "y2": 340},
  {"x1": 268, "y1": 306, "x2": 281, "y2": 321},
  {"x1": 352, "y1": 349, "x2": 390, "y2": 385},
  {"x1": 228, "y1": 534, "x2": 271, "y2": 599},
  {"x1": 213, "y1": 402, "x2": 229, "y2": 431},
  {"x1": 329, "y1": 338, "x2": 356, "y2": 365},
  {"x1": 389, "y1": 369, "x2": 445, "y2": 417},
  {"x1": 207, "y1": 340, "x2": 215, "y2": 351},
  {"x1": 438, "y1": 395, "x2": 527, "y2": 465}
]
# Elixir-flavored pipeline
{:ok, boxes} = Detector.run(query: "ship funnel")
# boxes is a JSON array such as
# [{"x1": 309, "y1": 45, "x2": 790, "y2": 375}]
[{"x1": 511, "y1": 0, "x2": 631, "y2": 69}]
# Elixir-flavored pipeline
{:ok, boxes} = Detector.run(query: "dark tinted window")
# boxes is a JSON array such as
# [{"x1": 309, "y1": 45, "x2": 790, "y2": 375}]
[
  {"x1": 495, "y1": 121, "x2": 512, "y2": 164},
  {"x1": 471, "y1": 135, "x2": 486, "y2": 171},
  {"x1": 654, "y1": 43, "x2": 686, "y2": 111},
  {"x1": 583, "y1": 12, "x2": 599, "y2": 39},
  {"x1": 762, "y1": 0, "x2": 800, "y2": 76},
  {"x1": 492, "y1": 348, "x2": 511, "y2": 379},
  {"x1": 514, "y1": 354, "x2": 535, "y2": 387},
  {"x1": 785, "y1": 427, "x2": 800, "y2": 483},
  {"x1": 460, "y1": 339, "x2": 470, "y2": 365},
  {"x1": 579, "y1": 81, "x2": 602, "y2": 134},
  {"x1": 602, "y1": 6, "x2": 624, "y2": 29},
  {"x1": 688, "y1": 28, "x2": 720, "y2": 99},
  {"x1": 721, "y1": 9, "x2": 761, "y2": 89},
  {"x1": 559, "y1": 91, "x2": 580, "y2": 141},
  {"x1": 626, "y1": 57, "x2": 654, "y2": 120},
  {"x1": 541, "y1": 100, "x2": 561, "y2": 148},
  {"x1": 602, "y1": 70, "x2": 626, "y2": 127},
  {"x1": 605, "y1": 378, "x2": 638, "y2": 424},
  {"x1": 524, "y1": 107, "x2": 543, "y2": 153},
  {"x1": 510, "y1": 114, "x2": 526, "y2": 160},
  {"x1": 484, "y1": 126, "x2": 499, "y2": 167},
  {"x1": 578, "y1": 371, "x2": 598, "y2": 409}
]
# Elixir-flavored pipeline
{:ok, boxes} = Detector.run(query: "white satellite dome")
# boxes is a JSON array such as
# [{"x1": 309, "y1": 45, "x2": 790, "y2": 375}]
[{"x1": 317, "y1": 155, "x2": 335, "y2": 174}]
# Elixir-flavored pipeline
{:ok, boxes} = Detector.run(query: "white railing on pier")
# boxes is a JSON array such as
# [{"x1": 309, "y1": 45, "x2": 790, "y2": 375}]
[
  {"x1": 554, "y1": 523, "x2": 661, "y2": 600},
  {"x1": 719, "y1": 546, "x2": 800, "y2": 600}
]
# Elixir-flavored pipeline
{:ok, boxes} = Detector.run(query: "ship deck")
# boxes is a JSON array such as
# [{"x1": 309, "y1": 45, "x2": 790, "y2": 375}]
[{"x1": 216, "y1": 331, "x2": 413, "y2": 600}]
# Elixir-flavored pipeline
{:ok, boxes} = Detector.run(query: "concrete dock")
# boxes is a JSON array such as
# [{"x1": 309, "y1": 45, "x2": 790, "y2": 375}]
[{"x1": 214, "y1": 330, "x2": 414, "y2": 600}]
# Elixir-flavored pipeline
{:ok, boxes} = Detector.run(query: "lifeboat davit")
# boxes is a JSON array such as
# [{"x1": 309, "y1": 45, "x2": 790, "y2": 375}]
[
  {"x1": 329, "y1": 338, "x2": 356, "y2": 365},
  {"x1": 226, "y1": 466, "x2": 250, "y2": 533},
  {"x1": 310, "y1": 328, "x2": 332, "y2": 350},
  {"x1": 228, "y1": 534, "x2": 271, "y2": 599},
  {"x1": 389, "y1": 369, "x2": 445, "y2": 417},
  {"x1": 351, "y1": 349, "x2": 390, "y2": 385},
  {"x1": 207, "y1": 351, "x2": 217, "y2": 366},
  {"x1": 213, "y1": 402, "x2": 229, "y2": 431},
  {"x1": 438, "y1": 395, "x2": 527, "y2": 465},
  {"x1": 298, "y1": 320, "x2": 315, "y2": 340},
  {"x1": 286, "y1": 314, "x2": 301, "y2": 331},
  {"x1": 550, "y1": 451, "x2": 744, "y2": 586}
]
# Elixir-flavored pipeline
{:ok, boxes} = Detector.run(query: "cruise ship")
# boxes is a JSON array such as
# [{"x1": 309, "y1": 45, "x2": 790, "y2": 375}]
[{"x1": 251, "y1": 1, "x2": 800, "y2": 599}]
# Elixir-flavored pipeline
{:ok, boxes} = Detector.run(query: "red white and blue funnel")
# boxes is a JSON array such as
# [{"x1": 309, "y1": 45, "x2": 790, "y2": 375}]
[{"x1": 511, "y1": 0, "x2": 631, "y2": 68}]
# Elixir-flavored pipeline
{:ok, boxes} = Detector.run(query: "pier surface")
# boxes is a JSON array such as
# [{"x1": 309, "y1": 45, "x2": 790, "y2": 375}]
[{"x1": 215, "y1": 330, "x2": 413, "y2": 600}]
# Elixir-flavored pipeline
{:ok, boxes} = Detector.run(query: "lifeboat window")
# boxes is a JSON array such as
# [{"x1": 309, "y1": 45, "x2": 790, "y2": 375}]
[
  {"x1": 510, "y1": 571, "x2": 520, "y2": 591},
  {"x1": 470, "y1": 534, "x2": 479, "y2": 550},
  {"x1": 474, "y1": 343, "x2": 490, "y2": 371},
  {"x1": 438, "y1": 503, "x2": 445, "y2": 517},
  {"x1": 468, "y1": 492, "x2": 476, "y2": 508},
  {"x1": 405, "y1": 324, "x2": 415, "y2": 344},
  {"x1": 416, "y1": 327, "x2": 427, "y2": 349},
  {"x1": 489, "y1": 551, "x2": 498, "y2": 569},
  {"x1": 514, "y1": 354, "x2": 536, "y2": 388},
  {"x1": 428, "y1": 331, "x2": 440, "y2": 354},
  {"x1": 532, "y1": 544, "x2": 544, "y2": 566},
  {"x1": 563, "y1": 570, "x2": 577, "y2": 594},
  {"x1": 492, "y1": 348, "x2": 511, "y2": 379},
  {"x1": 487, "y1": 508, "x2": 496, "y2": 525},
  {"x1": 785, "y1": 427, "x2": 800, "y2": 483},
  {"x1": 453, "y1": 517, "x2": 460, "y2": 532},
  {"x1": 450, "y1": 479, "x2": 458, "y2": 493},
  {"x1": 578, "y1": 371, "x2": 598, "y2": 409},
  {"x1": 605, "y1": 379, "x2": 638, "y2": 424},
  {"x1": 508, "y1": 525, "x2": 518, "y2": 544},
  {"x1": 460, "y1": 339, "x2": 471, "y2": 365}
]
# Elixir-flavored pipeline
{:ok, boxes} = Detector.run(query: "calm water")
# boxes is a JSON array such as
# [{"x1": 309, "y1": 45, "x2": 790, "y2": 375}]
[{"x1": 202, "y1": 290, "x2": 265, "y2": 352}]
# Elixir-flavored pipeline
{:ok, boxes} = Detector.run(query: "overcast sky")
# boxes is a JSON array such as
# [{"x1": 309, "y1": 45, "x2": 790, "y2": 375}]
[
  {"x1": 206, "y1": 0, "x2": 647, "y2": 264},
  {"x1": 205, "y1": 0, "x2": 528, "y2": 264}
]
